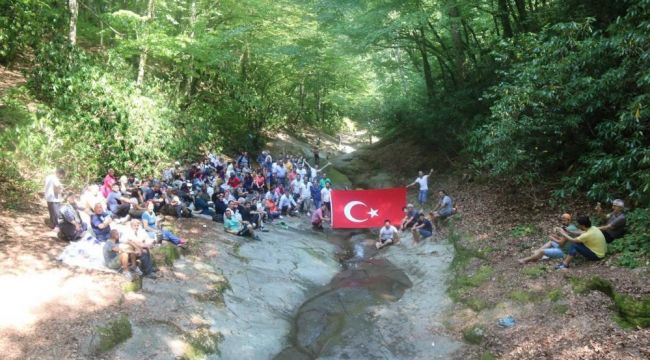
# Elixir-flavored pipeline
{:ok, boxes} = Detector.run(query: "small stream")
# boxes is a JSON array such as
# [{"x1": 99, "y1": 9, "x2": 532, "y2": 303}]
[{"x1": 274, "y1": 230, "x2": 462, "y2": 360}]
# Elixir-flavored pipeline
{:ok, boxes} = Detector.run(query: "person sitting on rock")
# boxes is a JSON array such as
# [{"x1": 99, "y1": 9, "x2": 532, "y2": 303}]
[
  {"x1": 79, "y1": 184, "x2": 105, "y2": 216},
  {"x1": 518, "y1": 213, "x2": 582, "y2": 264},
  {"x1": 141, "y1": 201, "x2": 187, "y2": 247},
  {"x1": 223, "y1": 208, "x2": 260, "y2": 240},
  {"x1": 595, "y1": 199, "x2": 626, "y2": 243},
  {"x1": 432, "y1": 190, "x2": 456, "y2": 229},
  {"x1": 555, "y1": 215, "x2": 607, "y2": 270},
  {"x1": 279, "y1": 192, "x2": 298, "y2": 216},
  {"x1": 91, "y1": 203, "x2": 113, "y2": 242},
  {"x1": 399, "y1": 204, "x2": 418, "y2": 231},
  {"x1": 103, "y1": 229, "x2": 139, "y2": 280},
  {"x1": 411, "y1": 213, "x2": 433, "y2": 242},
  {"x1": 58, "y1": 193, "x2": 88, "y2": 241},
  {"x1": 311, "y1": 204, "x2": 330, "y2": 230},
  {"x1": 377, "y1": 220, "x2": 399, "y2": 249},
  {"x1": 121, "y1": 219, "x2": 156, "y2": 278},
  {"x1": 107, "y1": 183, "x2": 132, "y2": 221}
]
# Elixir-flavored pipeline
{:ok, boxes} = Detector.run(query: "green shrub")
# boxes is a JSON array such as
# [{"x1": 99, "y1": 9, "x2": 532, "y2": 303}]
[{"x1": 608, "y1": 208, "x2": 650, "y2": 269}]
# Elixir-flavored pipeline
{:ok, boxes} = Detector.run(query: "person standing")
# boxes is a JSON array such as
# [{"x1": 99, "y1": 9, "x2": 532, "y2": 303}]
[
  {"x1": 321, "y1": 182, "x2": 332, "y2": 212},
  {"x1": 101, "y1": 169, "x2": 116, "y2": 198},
  {"x1": 44, "y1": 168, "x2": 65, "y2": 230},
  {"x1": 406, "y1": 169, "x2": 433, "y2": 206}
]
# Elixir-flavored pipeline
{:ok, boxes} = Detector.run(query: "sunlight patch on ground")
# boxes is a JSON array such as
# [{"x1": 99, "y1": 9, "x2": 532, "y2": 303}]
[{"x1": 0, "y1": 269, "x2": 116, "y2": 331}]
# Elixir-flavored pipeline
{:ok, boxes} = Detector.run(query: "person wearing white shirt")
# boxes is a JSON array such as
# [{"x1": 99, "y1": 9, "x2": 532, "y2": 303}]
[
  {"x1": 291, "y1": 175, "x2": 305, "y2": 200},
  {"x1": 320, "y1": 182, "x2": 332, "y2": 212},
  {"x1": 44, "y1": 168, "x2": 65, "y2": 230},
  {"x1": 407, "y1": 168, "x2": 434, "y2": 206},
  {"x1": 377, "y1": 220, "x2": 399, "y2": 249},
  {"x1": 305, "y1": 161, "x2": 331, "y2": 181},
  {"x1": 279, "y1": 193, "x2": 297, "y2": 215},
  {"x1": 299, "y1": 179, "x2": 313, "y2": 213}
]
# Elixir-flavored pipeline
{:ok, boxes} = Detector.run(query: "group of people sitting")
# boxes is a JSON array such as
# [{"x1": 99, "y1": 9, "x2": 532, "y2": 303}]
[
  {"x1": 43, "y1": 149, "x2": 341, "y2": 279},
  {"x1": 518, "y1": 199, "x2": 626, "y2": 270}
]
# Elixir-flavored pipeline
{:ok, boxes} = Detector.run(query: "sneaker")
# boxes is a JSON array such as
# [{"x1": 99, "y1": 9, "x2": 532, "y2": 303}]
[
  {"x1": 130, "y1": 266, "x2": 143, "y2": 276},
  {"x1": 122, "y1": 270, "x2": 133, "y2": 281},
  {"x1": 554, "y1": 263, "x2": 568, "y2": 270},
  {"x1": 253, "y1": 235, "x2": 262, "y2": 241},
  {"x1": 541, "y1": 255, "x2": 550, "y2": 261},
  {"x1": 144, "y1": 273, "x2": 158, "y2": 280}
]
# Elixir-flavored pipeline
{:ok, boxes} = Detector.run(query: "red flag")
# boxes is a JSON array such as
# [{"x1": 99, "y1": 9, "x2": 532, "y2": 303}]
[{"x1": 330, "y1": 188, "x2": 407, "y2": 229}]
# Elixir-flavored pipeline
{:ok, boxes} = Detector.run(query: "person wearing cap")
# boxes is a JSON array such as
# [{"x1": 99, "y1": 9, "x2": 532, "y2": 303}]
[
  {"x1": 595, "y1": 199, "x2": 626, "y2": 243},
  {"x1": 555, "y1": 215, "x2": 607, "y2": 270},
  {"x1": 224, "y1": 208, "x2": 260, "y2": 240},
  {"x1": 518, "y1": 213, "x2": 582, "y2": 264}
]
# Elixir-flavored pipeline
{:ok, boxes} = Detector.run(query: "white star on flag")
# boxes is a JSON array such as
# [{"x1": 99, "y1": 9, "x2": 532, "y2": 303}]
[{"x1": 368, "y1": 208, "x2": 379, "y2": 218}]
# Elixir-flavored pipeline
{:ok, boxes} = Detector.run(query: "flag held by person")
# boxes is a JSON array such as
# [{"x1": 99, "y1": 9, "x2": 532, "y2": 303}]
[{"x1": 330, "y1": 188, "x2": 406, "y2": 229}]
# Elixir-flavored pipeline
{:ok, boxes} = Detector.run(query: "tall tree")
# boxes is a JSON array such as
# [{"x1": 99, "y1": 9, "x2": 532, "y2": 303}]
[{"x1": 69, "y1": 0, "x2": 78, "y2": 45}]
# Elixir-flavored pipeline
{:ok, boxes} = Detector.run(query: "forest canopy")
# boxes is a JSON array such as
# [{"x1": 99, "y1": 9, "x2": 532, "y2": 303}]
[{"x1": 0, "y1": 0, "x2": 648, "y2": 213}]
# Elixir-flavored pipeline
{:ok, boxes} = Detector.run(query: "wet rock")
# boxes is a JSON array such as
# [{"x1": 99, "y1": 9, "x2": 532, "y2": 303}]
[{"x1": 84, "y1": 316, "x2": 132, "y2": 355}]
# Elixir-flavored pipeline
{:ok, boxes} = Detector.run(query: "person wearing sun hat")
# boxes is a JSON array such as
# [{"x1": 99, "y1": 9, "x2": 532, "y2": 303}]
[{"x1": 595, "y1": 198, "x2": 626, "y2": 243}]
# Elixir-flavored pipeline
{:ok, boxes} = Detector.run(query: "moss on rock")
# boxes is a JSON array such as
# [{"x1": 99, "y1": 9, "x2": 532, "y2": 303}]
[
  {"x1": 462, "y1": 325, "x2": 484, "y2": 344},
  {"x1": 121, "y1": 275, "x2": 143, "y2": 293},
  {"x1": 95, "y1": 316, "x2": 132, "y2": 354},
  {"x1": 193, "y1": 278, "x2": 231, "y2": 306},
  {"x1": 572, "y1": 276, "x2": 650, "y2": 328},
  {"x1": 152, "y1": 243, "x2": 182, "y2": 267},
  {"x1": 182, "y1": 326, "x2": 224, "y2": 360}
]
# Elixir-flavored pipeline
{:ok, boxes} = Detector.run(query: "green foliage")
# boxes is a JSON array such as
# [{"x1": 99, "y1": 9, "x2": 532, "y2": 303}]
[
  {"x1": 608, "y1": 208, "x2": 650, "y2": 268},
  {"x1": 472, "y1": 3, "x2": 650, "y2": 207},
  {"x1": 462, "y1": 326, "x2": 484, "y2": 345},
  {"x1": 511, "y1": 224, "x2": 537, "y2": 238},
  {"x1": 0, "y1": 0, "x2": 65, "y2": 63},
  {"x1": 182, "y1": 326, "x2": 223, "y2": 360},
  {"x1": 522, "y1": 264, "x2": 547, "y2": 279},
  {"x1": 547, "y1": 289, "x2": 563, "y2": 302}
]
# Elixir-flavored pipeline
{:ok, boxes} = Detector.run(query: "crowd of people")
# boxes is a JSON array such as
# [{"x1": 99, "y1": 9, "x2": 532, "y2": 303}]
[
  {"x1": 43, "y1": 150, "x2": 341, "y2": 279},
  {"x1": 43, "y1": 154, "x2": 627, "y2": 278},
  {"x1": 518, "y1": 199, "x2": 626, "y2": 270}
]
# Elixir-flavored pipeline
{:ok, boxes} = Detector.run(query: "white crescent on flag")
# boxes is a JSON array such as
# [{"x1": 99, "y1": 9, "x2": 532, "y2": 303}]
[{"x1": 343, "y1": 201, "x2": 368, "y2": 223}]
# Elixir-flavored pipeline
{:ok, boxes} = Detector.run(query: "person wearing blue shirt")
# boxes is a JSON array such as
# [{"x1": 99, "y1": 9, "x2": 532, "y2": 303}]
[
  {"x1": 107, "y1": 183, "x2": 131, "y2": 218},
  {"x1": 91, "y1": 203, "x2": 113, "y2": 242}
]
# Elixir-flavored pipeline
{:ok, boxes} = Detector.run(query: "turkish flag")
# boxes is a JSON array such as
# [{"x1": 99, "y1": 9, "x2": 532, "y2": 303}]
[{"x1": 330, "y1": 188, "x2": 407, "y2": 229}]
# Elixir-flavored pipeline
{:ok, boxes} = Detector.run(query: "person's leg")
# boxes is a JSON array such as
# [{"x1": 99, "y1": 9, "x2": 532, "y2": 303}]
[
  {"x1": 603, "y1": 232, "x2": 614, "y2": 243},
  {"x1": 419, "y1": 229, "x2": 432, "y2": 240},
  {"x1": 59, "y1": 221, "x2": 77, "y2": 241},
  {"x1": 47, "y1": 202, "x2": 60, "y2": 229},
  {"x1": 412, "y1": 228, "x2": 421, "y2": 242},
  {"x1": 162, "y1": 229, "x2": 181, "y2": 245},
  {"x1": 518, "y1": 249, "x2": 545, "y2": 264},
  {"x1": 116, "y1": 203, "x2": 131, "y2": 218},
  {"x1": 572, "y1": 243, "x2": 600, "y2": 261},
  {"x1": 138, "y1": 250, "x2": 154, "y2": 275},
  {"x1": 119, "y1": 253, "x2": 130, "y2": 272}
]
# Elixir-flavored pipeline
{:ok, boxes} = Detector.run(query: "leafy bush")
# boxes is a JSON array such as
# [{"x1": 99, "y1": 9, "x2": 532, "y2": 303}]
[{"x1": 608, "y1": 208, "x2": 650, "y2": 268}]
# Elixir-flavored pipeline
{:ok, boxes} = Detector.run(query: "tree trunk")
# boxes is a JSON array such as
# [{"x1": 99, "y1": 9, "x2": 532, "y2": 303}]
[
  {"x1": 137, "y1": 0, "x2": 155, "y2": 87},
  {"x1": 69, "y1": 0, "x2": 78, "y2": 45},
  {"x1": 413, "y1": 29, "x2": 435, "y2": 101},
  {"x1": 447, "y1": 3, "x2": 465, "y2": 83},
  {"x1": 514, "y1": 0, "x2": 528, "y2": 30},
  {"x1": 497, "y1": 0, "x2": 514, "y2": 38},
  {"x1": 185, "y1": 0, "x2": 196, "y2": 96}
]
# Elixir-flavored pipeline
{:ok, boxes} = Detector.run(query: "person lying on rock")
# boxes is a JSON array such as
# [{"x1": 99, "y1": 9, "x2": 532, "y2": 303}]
[
  {"x1": 103, "y1": 229, "x2": 139, "y2": 280},
  {"x1": 311, "y1": 204, "x2": 330, "y2": 230},
  {"x1": 377, "y1": 220, "x2": 399, "y2": 249},
  {"x1": 518, "y1": 213, "x2": 582, "y2": 264},
  {"x1": 224, "y1": 208, "x2": 260, "y2": 241},
  {"x1": 411, "y1": 213, "x2": 433, "y2": 242},
  {"x1": 555, "y1": 215, "x2": 607, "y2": 270},
  {"x1": 595, "y1": 199, "x2": 626, "y2": 243}
]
